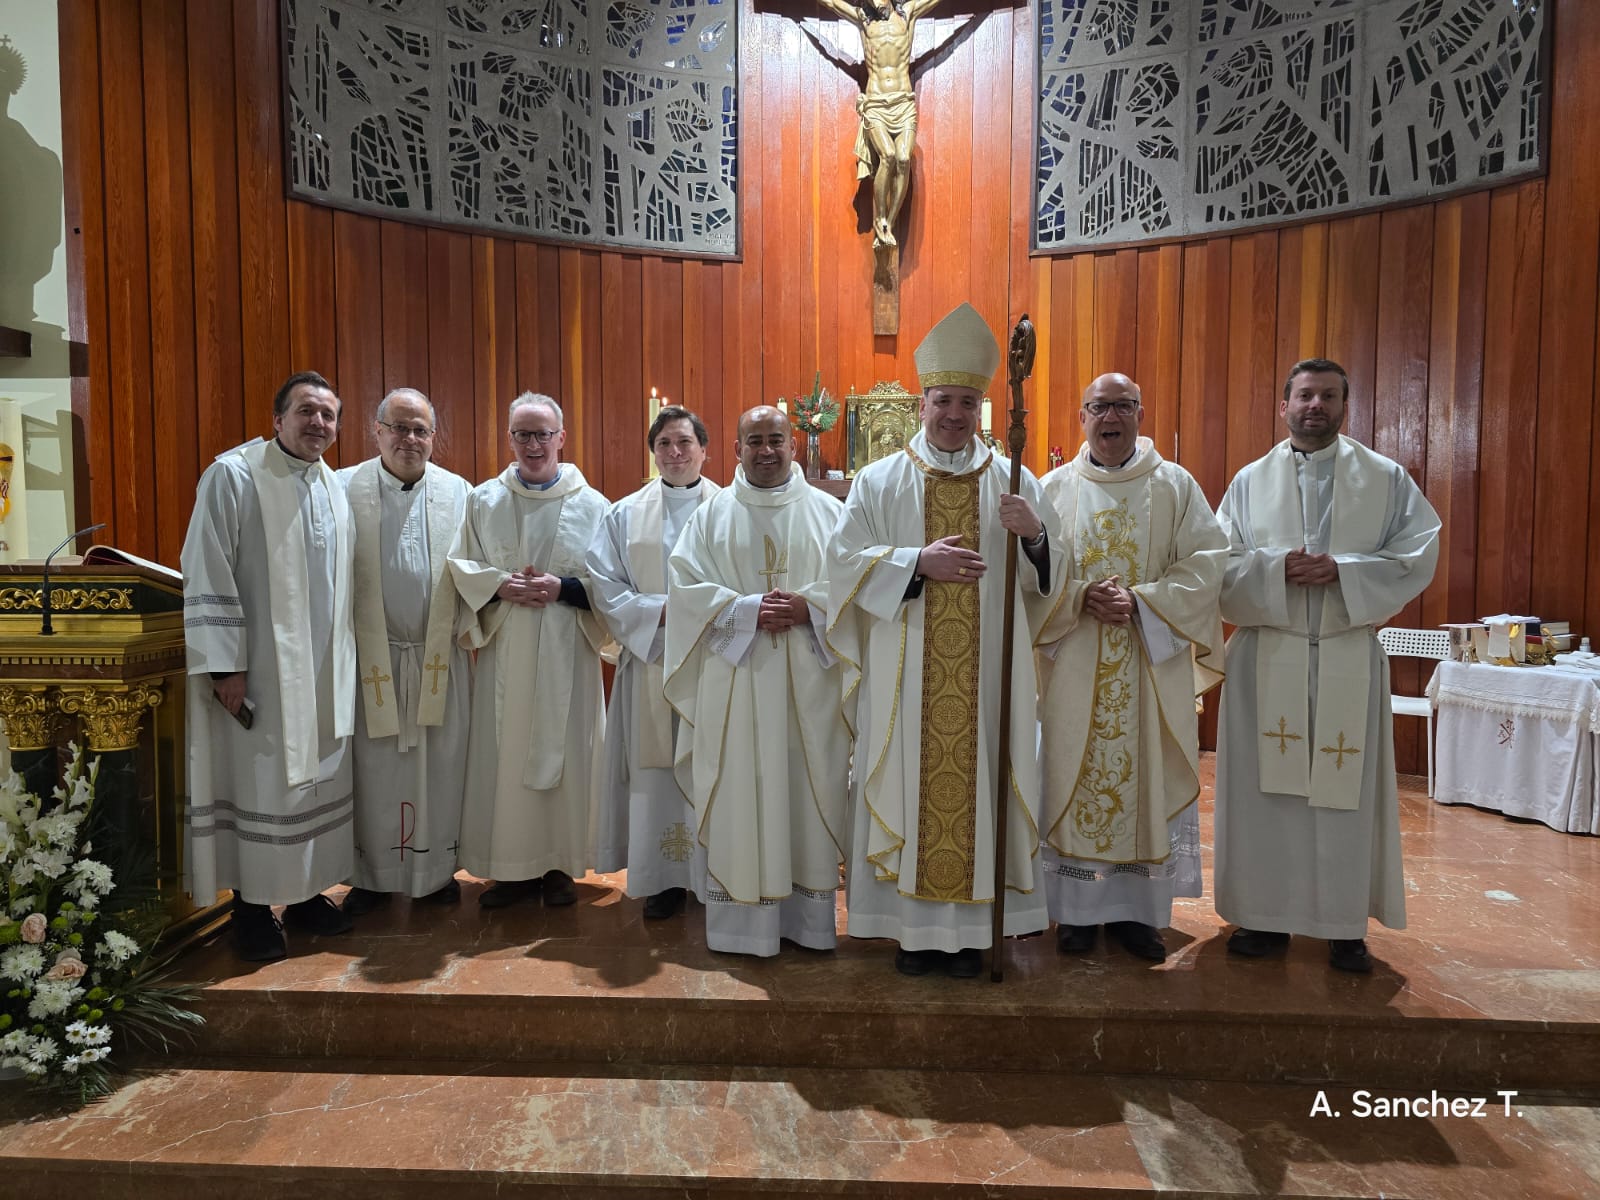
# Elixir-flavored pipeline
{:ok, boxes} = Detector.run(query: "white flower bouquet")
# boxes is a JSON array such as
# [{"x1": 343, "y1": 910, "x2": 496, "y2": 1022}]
[{"x1": 1, "y1": 745, "x2": 202, "y2": 1103}]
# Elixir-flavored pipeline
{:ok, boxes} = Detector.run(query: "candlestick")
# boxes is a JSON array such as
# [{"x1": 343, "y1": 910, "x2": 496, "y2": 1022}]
[
  {"x1": 980, "y1": 399, "x2": 991, "y2": 433},
  {"x1": 647, "y1": 387, "x2": 662, "y2": 479}
]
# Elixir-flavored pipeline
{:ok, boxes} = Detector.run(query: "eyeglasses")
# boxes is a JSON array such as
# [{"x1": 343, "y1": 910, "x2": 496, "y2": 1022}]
[
  {"x1": 1083, "y1": 400, "x2": 1140, "y2": 418},
  {"x1": 510, "y1": 428, "x2": 560, "y2": 445},
  {"x1": 378, "y1": 420, "x2": 434, "y2": 440}
]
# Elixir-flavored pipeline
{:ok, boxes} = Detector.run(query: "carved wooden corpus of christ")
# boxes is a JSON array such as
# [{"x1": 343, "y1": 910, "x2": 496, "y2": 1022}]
[{"x1": 810, "y1": 0, "x2": 951, "y2": 335}]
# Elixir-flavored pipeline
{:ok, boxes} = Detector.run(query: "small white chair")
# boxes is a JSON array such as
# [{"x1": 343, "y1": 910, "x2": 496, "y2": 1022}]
[{"x1": 1376, "y1": 627, "x2": 1451, "y2": 796}]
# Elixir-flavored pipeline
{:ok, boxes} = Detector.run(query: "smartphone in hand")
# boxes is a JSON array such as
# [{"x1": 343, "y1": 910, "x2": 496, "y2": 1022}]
[{"x1": 219, "y1": 694, "x2": 256, "y2": 730}]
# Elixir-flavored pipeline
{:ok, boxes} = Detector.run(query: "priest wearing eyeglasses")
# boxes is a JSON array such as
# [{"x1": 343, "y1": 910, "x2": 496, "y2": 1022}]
[
  {"x1": 1034, "y1": 373, "x2": 1227, "y2": 964},
  {"x1": 447, "y1": 393, "x2": 610, "y2": 909},
  {"x1": 336, "y1": 389, "x2": 474, "y2": 917}
]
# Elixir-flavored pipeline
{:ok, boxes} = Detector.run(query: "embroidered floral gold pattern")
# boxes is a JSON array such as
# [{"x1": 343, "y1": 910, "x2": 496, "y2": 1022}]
[{"x1": 913, "y1": 464, "x2": 982, "y2": 901}]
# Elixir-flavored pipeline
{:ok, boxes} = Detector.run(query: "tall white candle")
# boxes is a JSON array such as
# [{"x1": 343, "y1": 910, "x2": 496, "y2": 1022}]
[{"x1": 980, "y1": 400, "x2": 992, "y2": 433}]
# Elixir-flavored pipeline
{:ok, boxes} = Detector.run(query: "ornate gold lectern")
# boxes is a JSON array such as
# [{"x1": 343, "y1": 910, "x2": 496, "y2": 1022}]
[{"x1": 0, "y1": 558, "x2": 220, "y2": 939}]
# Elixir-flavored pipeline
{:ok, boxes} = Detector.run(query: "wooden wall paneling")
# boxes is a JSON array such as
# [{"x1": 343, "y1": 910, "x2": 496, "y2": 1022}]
[
  {"x1": 689, "y1": 261, "x2": 725, "y2": 465},
  {"x1": 140, "y1": 0, "x2": 198, "y2": 561},
  {"x1": 423, "y1": 229, "x2": 474, "y2": 477},
  {"x1": 470, "y1": 236, "x2": 518, "y2": 485},
  {"x1": 939, "y1": 16, "x2": 976, "y2": 315},
  {"x1": 99, "y1": 0, "x2": 157, "y2": 557},
  {"x1": 511, "y1": 242, "x2": 560, "y2": 399},
  {"x1": 1024, "y1": 257, "x2": 1051, "y2": 475},
  {"x1": 285, "y1": 203, "x2": 338, "y2": 457},
  {"x1": 763, "y1": 16, "x2": 800, "y2": 417},
  {"x1": 232, "y1": 0, "x2": 291, "y2": 438},
  {"x1": 378, "y1": 222, "x2": 431, "y2": 401},
  {"x1": 1177, "y1": 239, "x2": 1230, "y2": 505},
  {"x1": 1223, "y1": 232, "x2": 1278, "y2": 482},
  {"x1": 736, "y1": 10, "x2": 766, "y2": 442},
  {"x1": 185, "y1": 0, "x2": 244, "y2": 464},
  {"x1": 1535, "y1": 0, "x2": 1600, "y2": 628},
  {"x1": 1322, "y1": 213, "x2": 1381, "y2": 448},
  {"x1": 679, "y1": 258, "x2": 704, "y2": 417},
  {"x1": 58, "y1": 0, "x2": 113, "y2": 540},
  {"x1": 1372, "y1": 205, "x2": 1435, "y2": 773},
  {"x1": 558, "y1": 248, "x2": 604, "y2": 483},
  {"x1": 640, "y1": 255, "x2": 683, "y2": 494},
  {"x1": 796, "y1": 35, "x2": 826, "y2": 472},
  {"x1": 605, "y1": 253, "x2": 645, "y2": 493},
  {"x1": 1093, "y1": 248, "x2": 1138, "y2": 378},
  {"x1": 968, "y1": 9, "x2": 1010, "y2": 342},
  {"x1": 330, "y1": 212, "x2": 384, "y2": 469},
  {"x1": 1475, "y1": 182, "x2": 1545, "y2": 617},
  {"x1": 1422, "y1": 193, "x2": 1488, "y2": 631},
  {"x1": 1274, "y1": 224, "x2": 1329, "y2": 373},
  {"x1": 1133, "y1": 244, "x2": 1182, "y2": 460}
]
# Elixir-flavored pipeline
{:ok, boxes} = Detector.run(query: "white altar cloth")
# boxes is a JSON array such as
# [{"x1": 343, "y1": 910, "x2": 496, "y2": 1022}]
[{"x1": 1429, "y1": 660, "x2": 1600, "y2": 835}]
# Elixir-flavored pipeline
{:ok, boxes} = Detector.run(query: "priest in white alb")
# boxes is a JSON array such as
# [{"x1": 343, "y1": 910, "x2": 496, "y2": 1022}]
[
  {"x1": 448, "y1": 393, "x2": 610, "y2": 910},
  {"x1": 589, "y1": 405, "x2": 719, "y2": 921},
  {"x1": 665, "y1": 406, "x2": 848, "y2": 956},
  {"x1": 337, "y1": 388, "x2": 473, "y2": 916},
  {"x1": 828, "y1": 303, "x2": 1062, "y2": 979},
  {"x1": 181, "y1": 371, "x2": 358, "y2": 962},
  {"x1": 1214, "y1": 358, "x2": 1439, "y2": 973},
  {"x1": 1035, "y1": 372, "x2": 1226, "y2": 963}
]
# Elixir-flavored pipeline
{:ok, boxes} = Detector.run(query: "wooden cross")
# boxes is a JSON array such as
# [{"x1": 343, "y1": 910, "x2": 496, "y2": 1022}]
[
  {"x1": 1319, "y1": 731, "x2": 1361, "y2": 770},
  {"x1": 362, "y1": 664, "x2": 392, "y2": 708},
  {"x1": 1262, "y1": 716, "x2": 1302, "y2": 755},
  {"x1": 424, "y1": 653, "x2": 448, "y2": 696}
]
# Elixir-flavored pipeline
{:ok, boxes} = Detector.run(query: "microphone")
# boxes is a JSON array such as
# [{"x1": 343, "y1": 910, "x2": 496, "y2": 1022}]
[{"x1": 40, "y1": 523, "x2": 108, "y2": 636}]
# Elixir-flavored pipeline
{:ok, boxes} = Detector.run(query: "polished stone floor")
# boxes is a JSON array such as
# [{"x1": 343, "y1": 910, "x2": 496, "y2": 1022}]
[{"x1": 4, "y1": 758, "x2": 1599, "y2": 1197}]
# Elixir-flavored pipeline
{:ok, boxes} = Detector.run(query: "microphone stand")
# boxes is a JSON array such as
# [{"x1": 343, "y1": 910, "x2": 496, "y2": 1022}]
[{"x1": 39, "y1": 523, "x2": 108, "y2": 636}]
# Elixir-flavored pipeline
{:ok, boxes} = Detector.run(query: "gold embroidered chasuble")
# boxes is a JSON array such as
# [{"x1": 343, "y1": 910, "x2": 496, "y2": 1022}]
[
  {"x1": 1035, "y1": 440, "x2": 1226, "y2": 864},
  {"x1": 827, "y1": 432, "x2": 1062, "y2": 910}
]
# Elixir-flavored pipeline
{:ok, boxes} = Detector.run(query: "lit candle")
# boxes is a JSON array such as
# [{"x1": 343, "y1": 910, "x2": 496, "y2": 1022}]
[
  {"x1": 647, "y1": 388, "x2": 662, "y2": 479},
  {"x1": 777, "y1": 397, "x2": 788, "y2": 416},
  {"x1": 980, "y1": 400, "x2": 992, "y2": 433}
]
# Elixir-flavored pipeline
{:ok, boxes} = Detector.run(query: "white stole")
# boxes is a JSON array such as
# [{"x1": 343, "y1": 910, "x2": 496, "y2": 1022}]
[
  {"x1": 242, "y1": 440, "x2": 354, "y2": 788},
  {"x1": 347, "y1": 460, "x2": 462, "y2": 743},
  {"x1": 1250, "y1": 438, "x2": 1387, "y2": 809},
  {"x1": 623, "y1": 477, "x2": 719, "y2": 768}
]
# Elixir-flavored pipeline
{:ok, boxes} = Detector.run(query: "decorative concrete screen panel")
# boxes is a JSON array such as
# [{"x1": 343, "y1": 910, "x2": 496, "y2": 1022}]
[
  {"x1": 1034, "y1": 0, "x2": 1544, "y2": 251},
  {"x1": 282, "y1": 0, "x2": 739, "y2": 256}
]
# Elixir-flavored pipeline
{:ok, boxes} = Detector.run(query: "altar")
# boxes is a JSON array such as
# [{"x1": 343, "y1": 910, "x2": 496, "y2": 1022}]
[{"x1": 1429, "y1": 660, "x2": 1600, "y2": 835}]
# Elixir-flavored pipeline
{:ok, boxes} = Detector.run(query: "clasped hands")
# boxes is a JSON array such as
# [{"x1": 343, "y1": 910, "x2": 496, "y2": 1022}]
[
  {"x1": 916, "y1": 495, "x2": 1047, "y2": 583},
  {"x1": 757, "y1": 590, "x2": 810, "y2": 634},
  {"x1": 497, "y1": 567, "x2": 562, "y2": 608},
  {"x1": 1083, "y1": 576, "x2": 1134, "y2": 626},
  {"x1": 1285, "y1": 547, "x2": 1339, "y2": 587}
]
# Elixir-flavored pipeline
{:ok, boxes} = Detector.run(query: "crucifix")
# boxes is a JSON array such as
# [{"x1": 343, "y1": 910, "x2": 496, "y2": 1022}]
[
  {"x1": 803, "y1": 0, "x2": 972, "y2": 334},
  {"x1": 362, "y1": 664, "x2": 392, "y2": 708},
  {"x1": 423, "y1": 653, "x2": 448, "y2": 696}
]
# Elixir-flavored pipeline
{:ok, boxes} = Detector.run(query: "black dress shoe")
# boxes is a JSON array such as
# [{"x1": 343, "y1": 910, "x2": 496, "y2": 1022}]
[
  {"x1": 231, "y1": 899, "x2": 286, "y2": 963},
  {"x1": 1226, "y1": 927, "x2": 1291, "y2": 958},
  {"x1": 1106, "y1": 921, "x2": 1167, "y2": 962},
  {"x1": 341, "y1": 886, "x2": 390, "y2": 917},
  {"x1": 479, "y1": 878, "x2": 542, "y2": 909},
  {"x1": 1328, "y1": 938, "x2": 1373, "y2": 973},
  {"x1": 944, "y1": 947, "x2": 983, "y2": 978},
  {"x1": 283, "y1": 893, "x2": 354, "y2": 936},
  {"x1": 894, "y1": 947, "x2": 941, "y2": 976},
  {"x1": 1056, "y1": 924, "x2": 1099, "y2": 954},
  {"x1": 541, "y1": 869, "x2": 577, "y2": 907},
  {"x1": 419, "y1": 878, "x2": 462, "y2": 905},
  {"x1": 643, "y1": 887, "x2": 686, "y2": 920}
]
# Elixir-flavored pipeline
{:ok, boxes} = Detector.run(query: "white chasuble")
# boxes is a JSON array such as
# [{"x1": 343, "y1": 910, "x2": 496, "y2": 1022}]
[
  {"x1": 827, "y1": 432, "x2": 1062, "y2": 952},
  {"x1": 588, "y1": 475, "x2": 720, "y2": 893},
  {"x1": 181, "y1": 438, "x2": 357, "y2": 906},
  {"x1": 1034, "y1": 440, "x2": 1226, "y2": 923},
  {"x1": 664, "y1": 464, "x2": 848, "y2": 930},
  {"x1": 339, "y1": 459, "x2": 472, "y2": 896},
  {"x1": 1214, "y1": 436, "x2": 1439, "y2": 938},
  {"x1": 448, "y1": 465, "x2": 609, "y2": 882}
]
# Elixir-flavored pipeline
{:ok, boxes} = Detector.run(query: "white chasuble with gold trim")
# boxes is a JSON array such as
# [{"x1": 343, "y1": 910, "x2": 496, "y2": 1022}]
[{"x1": 1036, "y1": 440, "x2": 1226, "y2": 864}]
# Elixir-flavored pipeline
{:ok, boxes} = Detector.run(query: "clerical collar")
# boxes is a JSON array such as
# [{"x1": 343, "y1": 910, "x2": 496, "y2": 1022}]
[
  {"x1": 662, "y1": 477, "x2": 701, "y2": 490},
  {"x1": 925, "y1": 439, "x2": 976, "y2": 470},
  {"x1": 516, "y1": 465, "x2": 562, "y2": 490},
  {"x1": 272, "y1": 438, "x2": 319, "y2": 472},
  {"x1": 379, "y1": 462, "x2": 425, "y2": 492},
  {"x1": 1088, "y1": 445, "x2": 1139, "y2": 471},
  {"x1": 1292, "y1": 441, "x2": 1339, "y2": 462}
]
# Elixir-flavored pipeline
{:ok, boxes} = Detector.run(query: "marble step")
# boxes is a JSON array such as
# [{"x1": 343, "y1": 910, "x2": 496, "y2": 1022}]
[
  {"x1": 4, "y1": 1059, "x2": 1597, "y2": 1198},
  {"x1": 171, "y1": 891, "x2": 1600, "y2": 1095}
]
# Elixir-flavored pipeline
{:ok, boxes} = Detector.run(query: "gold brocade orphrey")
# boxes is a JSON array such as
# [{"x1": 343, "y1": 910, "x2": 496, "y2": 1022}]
[{"x1": 913, "y1": 465, "x2": 982, "y2": 902}]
